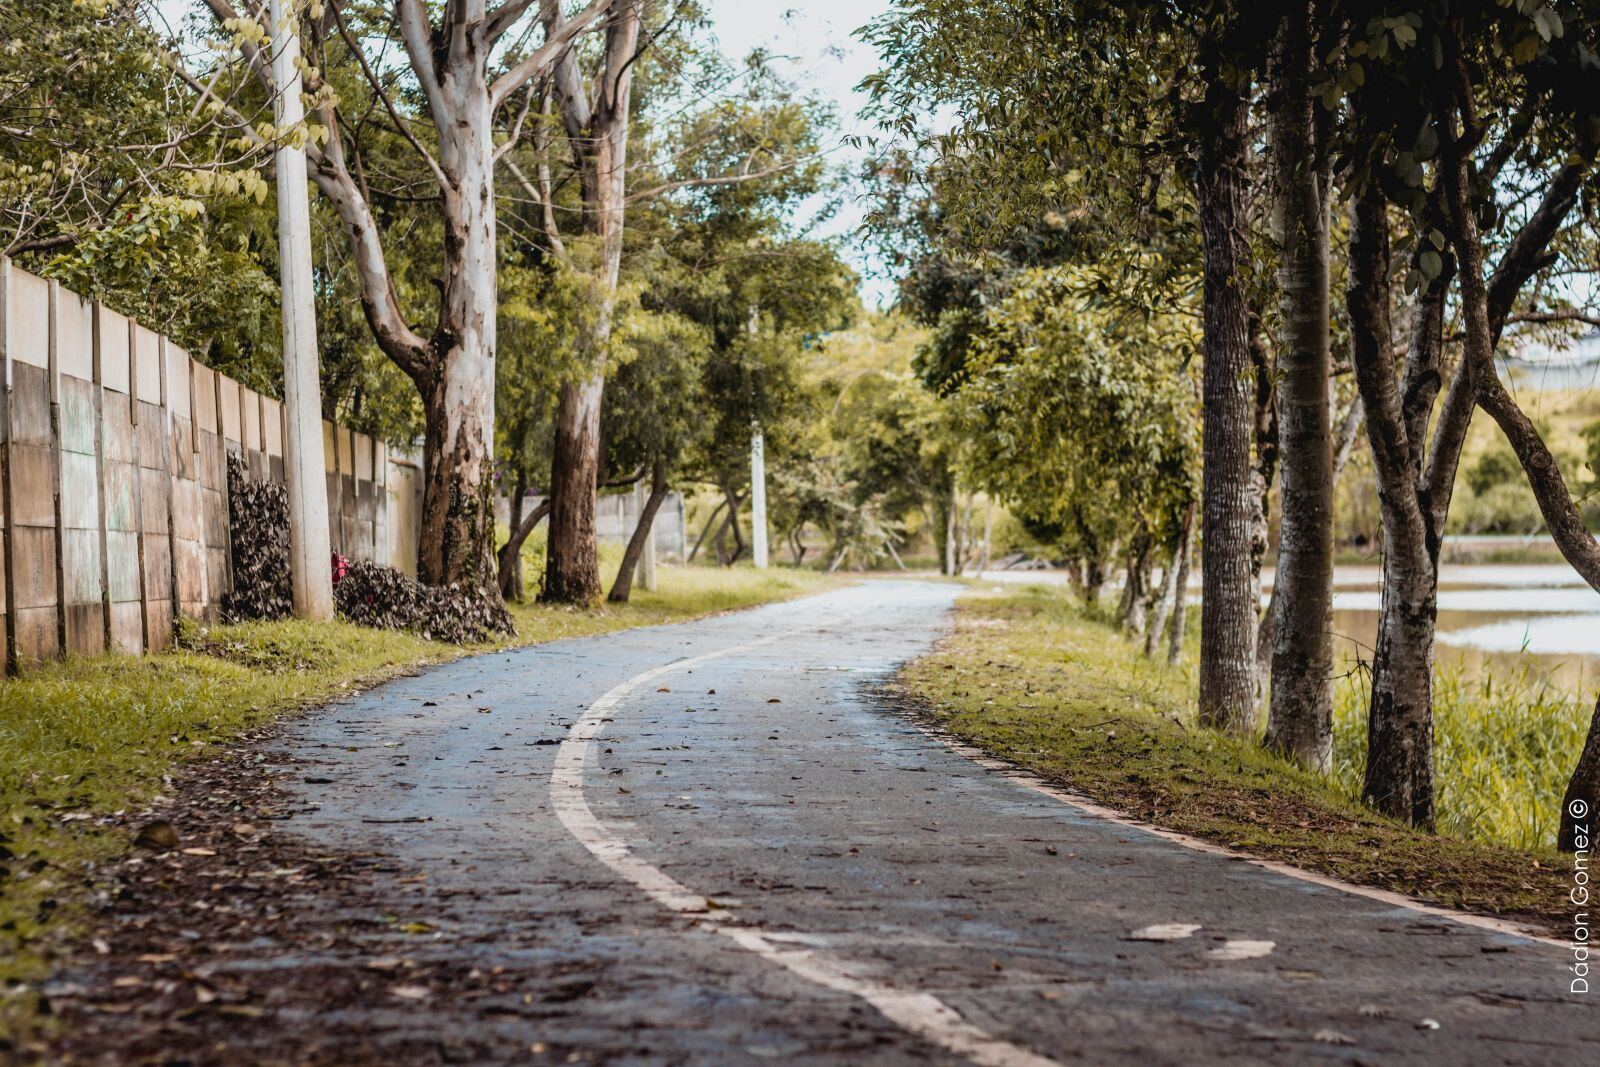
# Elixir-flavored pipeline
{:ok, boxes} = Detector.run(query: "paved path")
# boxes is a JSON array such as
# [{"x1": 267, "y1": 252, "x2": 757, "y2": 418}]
[{"x1": 262, "y1": 580, "x2": 1582, "y2": 1064}]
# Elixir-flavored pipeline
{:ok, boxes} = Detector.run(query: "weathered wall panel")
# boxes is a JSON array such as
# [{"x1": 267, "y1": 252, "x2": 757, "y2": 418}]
[{"x1": 0, "y1": 262, "x2": 419, "y2": 670}]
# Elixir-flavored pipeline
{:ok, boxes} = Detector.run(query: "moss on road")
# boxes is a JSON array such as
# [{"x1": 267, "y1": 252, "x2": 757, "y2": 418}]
[
  {"x1": 0, "y1": 564, "x2": 832, "y2": 1041},
  {"x1": 897, "y1": 585, "x2": 1570, "y2": 935}
]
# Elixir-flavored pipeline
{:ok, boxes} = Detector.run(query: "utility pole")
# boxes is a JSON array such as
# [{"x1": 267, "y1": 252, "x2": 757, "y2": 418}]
[
  {"x1": 744, "y1": 304, "x2": 769, "y2": 569},
  {"x1": 750, "y1": 427, "x2": 768, "y2": 569},
  {"x1": 270, "y1": 0, "x2": 333, "y2": 620},
  {"x1": 634, "y1": 480, "x2": 657, "y2": 592}
]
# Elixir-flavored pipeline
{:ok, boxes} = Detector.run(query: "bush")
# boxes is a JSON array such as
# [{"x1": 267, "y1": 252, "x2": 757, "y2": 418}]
[
  {"x1": 334, "y1": 559, "x2": 514, "y2": 644},
  {"x1": 222, "y1": 453, "x2": 292, "y2": 621},
  {"x1": 1466, "y1": 442, "x2": 1522, "y2": 496},
  {"x1": 1449, "y1": 480, "x2": 1545, "y2": 535}
]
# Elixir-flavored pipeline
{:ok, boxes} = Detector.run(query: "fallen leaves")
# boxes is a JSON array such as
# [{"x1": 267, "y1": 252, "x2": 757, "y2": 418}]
[
  {"x1": 1205, "y1": 940, "x2": 1274, "y2": 961},
  {"x1": 133, "y1": 820, "x2": 179, "y2": 850},
  {"x1": 1123, "y1": 923, "x2": 1201, "y2": 942},
  {"x1": 388, "y1": 984, "x2": 432, "y2": 1001}
]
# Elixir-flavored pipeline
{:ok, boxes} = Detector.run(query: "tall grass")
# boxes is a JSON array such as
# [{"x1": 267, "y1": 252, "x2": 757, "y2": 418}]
[{"x1": 1333, "y1": 661, "x2": 1590, "y2": 850}]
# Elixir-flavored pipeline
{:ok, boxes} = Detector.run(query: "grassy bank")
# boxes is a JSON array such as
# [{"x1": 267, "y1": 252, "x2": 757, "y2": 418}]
[
  {"x1": 0, "y1": 560, "x2": 833, "y2": 1028},
  {"x1": 899, "y1": 585, "x2": 1572, "y2": 932},
  {"x1": 1335, "y1": 661, "x2": 1590, "y2": 852}
]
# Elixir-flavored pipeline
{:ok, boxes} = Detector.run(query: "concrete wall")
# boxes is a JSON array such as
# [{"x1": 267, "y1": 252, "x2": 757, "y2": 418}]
[
  {"x1": 498, "y1": 489, "x2": 688, "y2": 560},
  {"x1": 0, "y1": 260, "x2": 424, "y2": 669}
]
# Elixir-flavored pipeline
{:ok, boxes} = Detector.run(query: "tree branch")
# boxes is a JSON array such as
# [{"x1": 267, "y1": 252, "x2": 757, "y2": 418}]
[
  {"x1": 200, "y1": 0, "x2": 277, "y2": 98},
  {"x1": 490, "y1": 0, "x2": 616, "y2": 111},
  {"x1": 485, "y1": 0, "x2": 545, "y2": 43},
  {"x1": 333, "y1": 2, "x2": 447, "y2": 189},
  {"x1": 625, "y1": 158, "x2": 811, "y2": 204},
  {"x1": 1505, "y1": 310, "x2": 1600, "y2": 330},
  {"x1": 1478, "y1": 376, "x2": 1600, "y2": 590},
  {"x1": 395, "y1": 0, "x2": 450, "y2": 133}
]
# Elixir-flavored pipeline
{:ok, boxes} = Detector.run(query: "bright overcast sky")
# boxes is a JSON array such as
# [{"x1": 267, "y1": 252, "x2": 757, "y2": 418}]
[{"x1": 702, "y1": 0, "x2": 898, "y2": 306}]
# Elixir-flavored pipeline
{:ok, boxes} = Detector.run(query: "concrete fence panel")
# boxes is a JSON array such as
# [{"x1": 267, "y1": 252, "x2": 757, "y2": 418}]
[
  {"x1": 0, "y1": 260, "x2": 425, "y2": 671},
  {"x1": 95, "y1": 303, "x2": 142, "y2": 654},
  {"x1": 55, "y1": 283, "x2": 104, "y2": 656}
]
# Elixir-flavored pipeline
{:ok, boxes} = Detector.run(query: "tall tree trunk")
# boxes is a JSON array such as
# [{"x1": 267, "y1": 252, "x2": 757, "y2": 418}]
[
  {"x1": 608, "y1": 459, "x2": 668, "y2": 603},
  {"x1": 498, "y1": 497, "x2": 551, "y2": 599},
  {"x1": 1560, "y1": 694, "x2": 1600, "y2": 853},
  {"x1": 1084, "y1": 558, "x2": 1107, "y2": 613},
  {"x1": 1366, "y1": 555, "x2": 1439, "y2": 826},
  {"x1": 530, "y1": 365, "x2": 636, "y2": 600},
  {"x1": 503, "y1": 472, "x2": 527, "y2": 600},
  {"x1": 1146, "y1": 535, "x2": 1183, "y2": 658},
  {"x1": 412, "y1": 51, "x2": 502, "y2": 593},
  {"x1": 1119, "y1": 533, "x2": 1152, "y2": 635},
  {"x1": 1264, "y1": 1, "x2": 1335, "y2": 771},
  {"x1": 1347, "y1": 184, "x2": 1439, "y2": 829},
  {"x1": 1257, "y1": 394, "x2": 1361, "y2": 678},
  {"x1": 1168, "y1": 503, "x2": 1195, "y2": 666},
  {"x1": 543, "y1": 374, "x2": 604, "y2": 602},
  {"x1": 1194, "y1": 61, "x2": 1259, "y2": 733},
  {"x1": 688, "y1": 498, "x2": 728, "y2": 563},
  {"x1": 542, "y1": 1, "x2": 640, "y2": 602}
]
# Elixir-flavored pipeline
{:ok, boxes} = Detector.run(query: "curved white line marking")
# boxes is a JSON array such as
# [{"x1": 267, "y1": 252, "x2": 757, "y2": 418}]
[{"x1": 550, "y1": 628, "x2": 1061, "y2": 1067}]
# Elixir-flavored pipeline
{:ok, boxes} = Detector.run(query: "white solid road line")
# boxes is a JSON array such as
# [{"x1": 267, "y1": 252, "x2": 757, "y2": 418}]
[
  {"x1": 549, "y1": 623, "x2": 1064, "y2": 1067},
  {"x1": 551, "y1": 597, "x2": 1558, "y2": 1067}
]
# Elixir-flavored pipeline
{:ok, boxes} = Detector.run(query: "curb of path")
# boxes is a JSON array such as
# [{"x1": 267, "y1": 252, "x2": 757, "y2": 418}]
[{"x1": 880, "y1": 687, "x2": 1565, "y2": 951}]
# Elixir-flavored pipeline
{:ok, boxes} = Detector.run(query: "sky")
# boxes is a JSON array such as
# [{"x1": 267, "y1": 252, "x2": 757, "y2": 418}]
[{"x1": 700, "y1": 0, "x2": 899, "y2": 305}]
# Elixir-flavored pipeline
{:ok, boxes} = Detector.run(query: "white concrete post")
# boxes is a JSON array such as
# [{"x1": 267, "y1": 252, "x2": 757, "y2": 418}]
[
  {"x1": 271, "y1": 0, "x2": 333, "y2": 620},
  {"x1": 750, "y1": 429, "x2": 768, "y2": 569},
  {"x1": 635, "y1": 481, "x2": 657, "y2": 592}
]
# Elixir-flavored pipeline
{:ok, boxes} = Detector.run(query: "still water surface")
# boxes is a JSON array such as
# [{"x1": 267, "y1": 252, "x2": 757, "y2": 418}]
[{"x1": 980, "y1": 562, "x2": 1600, "y2": 690}]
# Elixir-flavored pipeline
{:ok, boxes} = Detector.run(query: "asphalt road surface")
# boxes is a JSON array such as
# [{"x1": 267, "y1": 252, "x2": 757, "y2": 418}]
[{"x1": 206, "y1": 580, "x2": 1587, "y2": 1064}]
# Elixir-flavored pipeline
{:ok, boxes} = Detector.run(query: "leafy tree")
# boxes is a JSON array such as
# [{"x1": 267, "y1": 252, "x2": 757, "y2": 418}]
[
  {"x1": 1, "y1": 0, "x2": 279, "y2": 357},
  {"x1": 949, "y1": 268, "x2": 1199, "y2": 612},
  {"x1": 599, "y1": 302, "x2": 710, "y2": 600},
  {"x1": 861, "y1": 1, "x2": 1272, "y2": 728},
  {"x1": 1335, "y1": 0, "x2": 1600, "y2": 831},
  {"x1": 182, "y1": 0, "x2": 620, "y2": 596}
]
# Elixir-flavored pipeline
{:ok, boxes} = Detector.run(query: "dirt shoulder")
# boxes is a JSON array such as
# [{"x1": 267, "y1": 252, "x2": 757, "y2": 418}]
[{"x1": 20, "y1": 721, "x2": 612, "y2": 1066}]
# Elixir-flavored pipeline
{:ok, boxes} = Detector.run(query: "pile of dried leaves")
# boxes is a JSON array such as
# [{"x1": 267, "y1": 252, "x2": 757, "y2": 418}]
[
  {"x1": 222, "y1": 453, "x2": 292, "y2": 621},
  {"x1": 334, "y1": 560, "x2": 514, "y2": 644}
]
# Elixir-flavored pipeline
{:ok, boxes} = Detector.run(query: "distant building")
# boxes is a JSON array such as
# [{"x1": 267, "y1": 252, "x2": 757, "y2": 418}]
[{"x1": 1502, "y1": 327, "x2": 1600, "y2": 391}]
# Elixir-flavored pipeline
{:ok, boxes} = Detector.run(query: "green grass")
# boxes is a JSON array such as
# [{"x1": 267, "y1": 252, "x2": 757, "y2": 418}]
[
  {"x1": 899, "y1": 584, "x2": 1571, "y2": 932},
  {"x1": 0, "y1": 555, "x2": 834, "y2": 1036},
  {"x1": 1335, "y1": 663, "x2": 1589, "y2": 852}
]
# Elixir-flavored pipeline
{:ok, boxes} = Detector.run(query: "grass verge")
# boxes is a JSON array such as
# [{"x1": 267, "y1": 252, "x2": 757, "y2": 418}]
[
  {"x1": 897, "y1": 584, "x2": 1570, "y2": 934},
  {"x1": 0, "y1": 561, "x2": 834, "y2": 1036}
]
